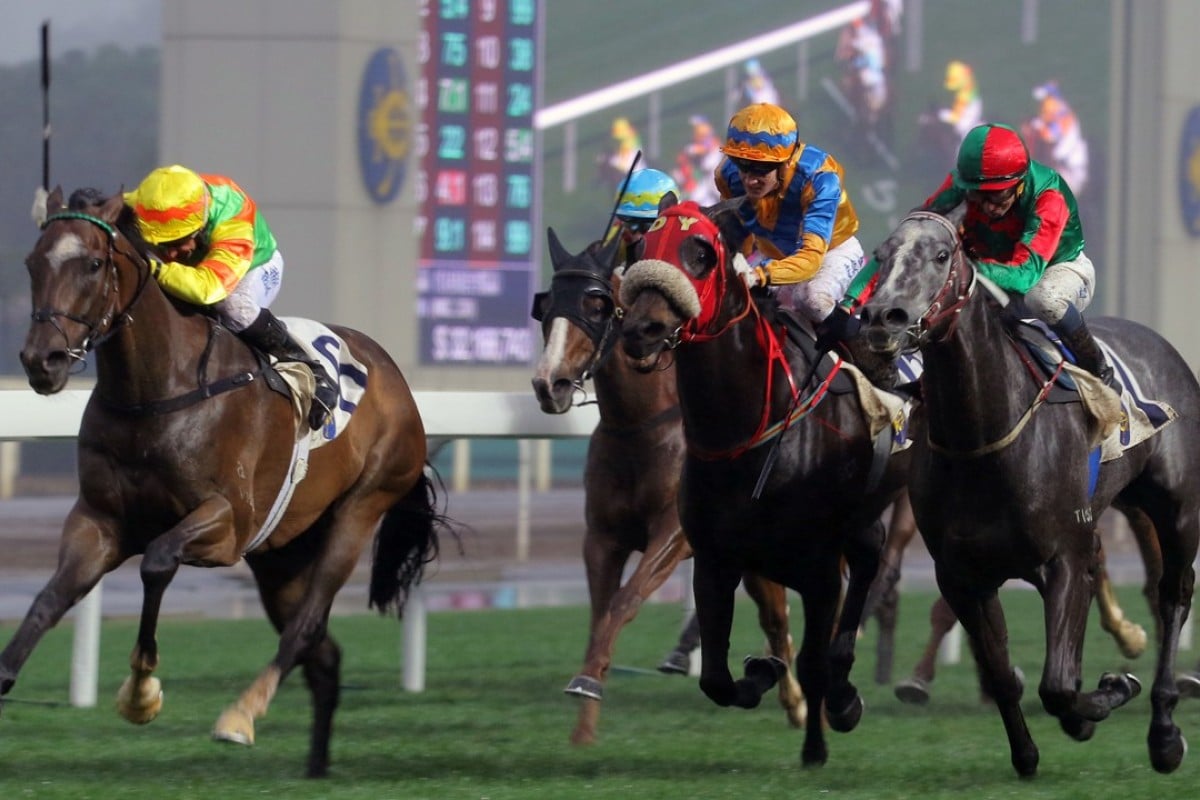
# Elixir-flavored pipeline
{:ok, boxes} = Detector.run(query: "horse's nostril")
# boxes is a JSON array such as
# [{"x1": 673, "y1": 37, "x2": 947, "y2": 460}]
[{"x1": 884, "y1": 309, "x2": 910, "y2": 329}]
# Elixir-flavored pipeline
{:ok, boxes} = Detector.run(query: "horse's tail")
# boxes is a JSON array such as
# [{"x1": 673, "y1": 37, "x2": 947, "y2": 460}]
[{"x1": 368, "y1": 464, "x2": 459, "y2": 617}]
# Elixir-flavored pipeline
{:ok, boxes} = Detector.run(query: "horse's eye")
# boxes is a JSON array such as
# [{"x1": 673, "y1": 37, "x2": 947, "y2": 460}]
[
  {"x1": 583, "y1": 295, "x2": 614, "y2": 323},
  {"x1": 935, "y1": 250, "x2": 950, "y2": 264},
  {"x1": 89, "y1": 257, "x2": 105, "y2": 273}
]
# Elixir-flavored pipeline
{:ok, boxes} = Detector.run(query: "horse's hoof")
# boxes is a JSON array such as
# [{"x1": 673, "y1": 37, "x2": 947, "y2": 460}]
[
  {"x1": 658, "y1": 651, "x2": 691, "y2": 675},
  {"x1": 1177, "y1": 672, "x2": 1200, "y2": 699},
  {"x1": 743, "y1": 654, "x2": 787, "y2": 684},
  {"x1": 827, "y1": 693, "x2": 864, "y2": 733},
  {"x1": 212, "y1": 706, "x2": 255, "y2": 747},
  {"x1": 1149, "y1": 727, "x2": 1187, "y2": 774},
  {"x1": 564, "y1": 675, "x2": 603, "y2": 701},
  {"x1": 894, "y1": 677, "x2": 931, "y2": 705},
  {"x1": 116, "y1": 676, "x2": 163, "y2": 725},
  {"x1": 1099, "y1": 671, "x2": 1141, "y2": 702}
]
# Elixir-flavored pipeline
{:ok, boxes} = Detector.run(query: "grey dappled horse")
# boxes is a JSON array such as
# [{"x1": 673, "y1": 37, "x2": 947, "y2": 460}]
[{"x1": 861, "y1": 209, "x2": 1200, "y2": 777}]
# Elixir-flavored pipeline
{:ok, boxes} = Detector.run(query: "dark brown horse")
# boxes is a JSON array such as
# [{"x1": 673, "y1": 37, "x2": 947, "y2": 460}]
[
  {"x1": 861, "y1": 209, "x2": 1199, "y2": 776},
  {"x1": 618, "y1": 201, "x2": 914, "y2": 767},
  {"x1": 6, "y1": 187, "x2": 450, "y2": 778},
  {"x1": 530, "y1": 229, "x2": 803, "y2": 745}
]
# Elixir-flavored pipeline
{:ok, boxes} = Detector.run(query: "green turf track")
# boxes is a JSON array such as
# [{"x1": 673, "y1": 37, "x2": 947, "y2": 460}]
[{"x1": 0, "y1": 585, "x2": 1196, "y2": 799}]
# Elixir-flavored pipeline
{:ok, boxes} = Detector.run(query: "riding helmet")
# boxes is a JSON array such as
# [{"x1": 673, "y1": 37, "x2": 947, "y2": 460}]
[
  {"x1": 720, "y1": 103, "x2": 798, "y2": 163},
  {"x1": 616, "y1": 169, "x2": 679, "y2": 219},
  {"x1": 123, "y1": 165, "x2": 210, "y2": 244},
  {"x1": 953, "y1": 123, "x2": 1030, "y2": 191}
]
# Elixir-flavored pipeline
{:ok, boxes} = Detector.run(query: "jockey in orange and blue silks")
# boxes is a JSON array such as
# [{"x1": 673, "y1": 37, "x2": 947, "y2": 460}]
[
  {"x1": 715, "y1": 102, "x2": 865, "y2": 350},
  {"x1": 124, "y1": 165, "x2": 338, "y2": 429}
]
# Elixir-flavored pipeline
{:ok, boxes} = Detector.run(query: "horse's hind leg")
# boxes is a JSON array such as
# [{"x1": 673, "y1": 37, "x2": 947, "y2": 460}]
[
  {"x1": 1137, "y1": 494, "x2": 1198, "y2": 774},
  {"x1": 1095, "y1": 539, "x2": 1147, "y2": 658},
  {"x1": 868, "y1": 493, "x2": 918, "y2": 685},
  {"x1": 743, "y1": 572, "x2": 805, "y2": 728},
  {"x1": 894, "y1": 595, "x2": 958, "y2": 705},
  {"x1": 0, "y1": 510, "x2": 121, "y2": 701},
  {"x1": 119, "y1": 498, "x2": 240, "y2": 725}
]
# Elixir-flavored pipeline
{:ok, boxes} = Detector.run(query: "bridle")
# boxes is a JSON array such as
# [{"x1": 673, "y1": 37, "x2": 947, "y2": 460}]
[
  {"x1": 897, "y1": 210, "x2": 976, "y2": 350},
  {"x1": 33, "y1": 211, "x2": 155, "y2": 367},
  {"x1": 532, "y1": 267, "x2": 621, "y2": 407}
]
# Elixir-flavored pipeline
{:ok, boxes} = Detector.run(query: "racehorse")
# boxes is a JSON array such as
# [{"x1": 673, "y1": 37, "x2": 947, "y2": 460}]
[
  {"x1": 7, "y1": 187, "x2": 451, "y2": 778},
  {"x1": 618, "y1": 200, "x2": 914, "y2": 766},
  {"x1": 530, "y1": 228, "x2": 804, "y2": 745},
  {"x1": 861, "y1": 209, "x2": 1200, "y2": 776}
]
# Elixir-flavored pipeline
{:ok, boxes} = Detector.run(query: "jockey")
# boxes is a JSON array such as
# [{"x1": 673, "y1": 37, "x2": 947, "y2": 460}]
[
  {"x1": 605, "y1": 168, "x2": 680, "y2": 266},
  {"x1": 673, "y1": 116, "x2": 723, "y2": 206},
  {"x1": 847, "y1": 123, "x2": 1110, "y2": 385},
  {"x1": 715, "y1": 102, "x2": 868, "y2": 352},
  {"x1": 1029, "y1": 81, "x2": 1089, "y2": 195},
  {"x1": 939, "y1": 60, "x2": 983, "y2": 141},
  {"x1": 123, "y1": 165, "x2": 339, "y2": 430}
]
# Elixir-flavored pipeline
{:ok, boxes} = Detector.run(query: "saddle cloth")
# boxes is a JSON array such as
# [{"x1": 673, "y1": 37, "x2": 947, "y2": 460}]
[
  {"x1": 241, "y1": 317, "x2": 370, "y2": 554},
  {"x1": 1013, "y1": 321, "x2": 1176, "y2": 462}
]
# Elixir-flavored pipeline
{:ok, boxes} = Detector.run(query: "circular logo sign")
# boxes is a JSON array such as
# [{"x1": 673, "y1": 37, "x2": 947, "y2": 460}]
[
  {"x1": 1179, "y1": 105, "x2": 1200, "y2": 237},
  {"x1": 357, "y1": 47, "x2": 411, "y2": 205}
]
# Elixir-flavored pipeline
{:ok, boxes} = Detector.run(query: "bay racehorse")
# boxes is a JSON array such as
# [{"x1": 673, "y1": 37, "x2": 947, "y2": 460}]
[
  {"x1": 7, "y1": 187, "x2": 452, "y2": 778},
  {"x1": 530, "y1": 228, "x2": 804, "y2": 745},
  {"x1": 861, "y1": 209, "x2": 1200, "y2": 776},
  {"x1": 618, "y1": 200, "x2": 915, "y2": 766}
]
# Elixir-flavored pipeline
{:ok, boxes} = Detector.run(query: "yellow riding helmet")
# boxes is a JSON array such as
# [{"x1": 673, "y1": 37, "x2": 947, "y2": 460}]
[
  {"x1": 944, "y1": 60, "x2": 974, "y2": 92},
  {"x1": 123, "y1": 165, "x2": 210, "y2": 244},
  {"x1": 720, "y1": 103, "x2": 798, "y2": 163}
]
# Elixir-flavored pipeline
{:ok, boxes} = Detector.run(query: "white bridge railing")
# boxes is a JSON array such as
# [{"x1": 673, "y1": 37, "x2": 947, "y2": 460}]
[{"x1": 0, "y1": 389, "x2": 599, "y2": 704}]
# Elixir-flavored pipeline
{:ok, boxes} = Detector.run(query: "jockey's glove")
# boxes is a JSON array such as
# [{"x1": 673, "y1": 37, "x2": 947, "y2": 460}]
[
  {"x1": 814, "y1": 306, "x2": 861, "y2": 352},
  {"x1": 148, "y1": 257, "x2": 164, "y2": 279}
]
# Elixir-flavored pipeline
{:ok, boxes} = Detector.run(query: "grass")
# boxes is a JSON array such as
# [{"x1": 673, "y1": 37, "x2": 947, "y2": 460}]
[{"x1": 0, "y1": 585, "x2": 1198, "y2": 798}]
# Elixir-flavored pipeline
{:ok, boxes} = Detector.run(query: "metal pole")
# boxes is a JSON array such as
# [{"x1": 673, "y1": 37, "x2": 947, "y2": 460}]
[{"x1": 70, "y1": 583, "x2": 102, "y2": 708}]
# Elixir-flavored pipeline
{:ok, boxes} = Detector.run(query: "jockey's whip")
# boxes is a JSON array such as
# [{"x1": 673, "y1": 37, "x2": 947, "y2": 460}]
[
  {"x1": 600, "y1": 150, "x2": 643, "y2": 241},
  {"x1": 40, "y1": 21, "x2": 50, "y2": 190},
  {"x1": 751, "y1": 346, "x2": 828, "y2": 500}
]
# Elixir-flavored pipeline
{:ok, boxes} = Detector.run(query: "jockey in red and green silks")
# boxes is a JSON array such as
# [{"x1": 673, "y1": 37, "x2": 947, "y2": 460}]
[{"x1": 845, "y1": 122, "x2": 1110, "y2": 385}]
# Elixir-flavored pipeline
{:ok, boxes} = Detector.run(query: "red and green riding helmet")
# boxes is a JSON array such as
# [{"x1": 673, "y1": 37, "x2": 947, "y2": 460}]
[{"x1": 953, "y1": 123, "x2": 1030, "y2": 191}]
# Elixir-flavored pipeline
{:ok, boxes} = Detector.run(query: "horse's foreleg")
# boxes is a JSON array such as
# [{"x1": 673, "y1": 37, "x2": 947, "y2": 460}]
[
  {"x1": 693, "y1": 552, "x2": 753, "y2": 708},
  {"x1": 1095, "y1": 541, "x2": 1148, "y2": 659},
  {"x1": 943, "y1": 582, "x2": 1038, "y2": 777},
  {"x1": 567, "y1": 525, "x2": 687, "y2": 746},
  {"x1": 743, "y1": 572, "x2": 805, "y2": 728},
  {"x1": 0, "y1": 510, "x2": 120, "y2": 699},
  {"x1": 826, "y1": 518, "x2": 884, "y2": 732},
  {"x1": 894, "y1": 595, "x2": 958, "y2": 705},
  {"x1": 795, "y1": 570, "x2": 843, "y2": 767},
  {"x1": 120, "y1": 498, "x2": 239, "y2": 725}
]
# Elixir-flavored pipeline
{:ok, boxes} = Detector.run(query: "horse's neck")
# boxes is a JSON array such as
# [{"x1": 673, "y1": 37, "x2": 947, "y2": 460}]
[
  {"x1": 592, "y1": 353, "x2": 678, "y2": 429},
  {"x1": 94, "y1": 285, "x2": 235, "y2": 403},
  {"x1": 675, "y1": 316, "x2": 785, "y2": 451},
  {"x1": 920, "y1": 293, "x2": 1033, "y2": 444}
]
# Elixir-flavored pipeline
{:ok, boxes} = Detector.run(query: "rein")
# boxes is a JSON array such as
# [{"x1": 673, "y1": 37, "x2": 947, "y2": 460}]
[{"x1": 37, "y1": 210, "x2": 262, "y2": 416}]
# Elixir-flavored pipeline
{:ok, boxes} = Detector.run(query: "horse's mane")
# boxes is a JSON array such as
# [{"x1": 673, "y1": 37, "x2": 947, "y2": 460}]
[{"x1": 67, "y1": 187, "x2": 152, "y2": 254}]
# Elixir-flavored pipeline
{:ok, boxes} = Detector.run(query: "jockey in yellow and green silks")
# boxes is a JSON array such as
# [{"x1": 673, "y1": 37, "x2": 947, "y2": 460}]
[{"x1": 124, "y1": 165, "x2": 338, "y2": 429}]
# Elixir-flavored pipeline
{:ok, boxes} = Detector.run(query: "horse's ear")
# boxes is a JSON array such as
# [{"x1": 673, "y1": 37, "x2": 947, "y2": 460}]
[
  {"x1": 98, "y1": 193, "x2": 125, "y2": 223},
  {"x1": 658, "y1": 191, "x2": 680, "y2": 214},
  {"x1": 943, "y1": 201, "x2": 967, "y2": 229},
  {"x1": 546, "y1": 226, "x2": 572, "y2": 271},
  {"x1": 595, "y1": 230, "x2": 623, "y2": 277},
  {"x1": 32, "y1": 185, "x2": 64, "y2": 226}
]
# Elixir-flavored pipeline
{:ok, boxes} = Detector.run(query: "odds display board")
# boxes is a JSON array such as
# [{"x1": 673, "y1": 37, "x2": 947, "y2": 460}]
[{"x1": 416, "y1": 0, "x2": 541, "y2": 366}]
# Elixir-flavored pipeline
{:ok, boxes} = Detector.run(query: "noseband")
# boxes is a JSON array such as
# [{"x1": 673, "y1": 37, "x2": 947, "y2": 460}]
[{"x1": 34, "y1": 212, "x2": 154, "y2": 364}]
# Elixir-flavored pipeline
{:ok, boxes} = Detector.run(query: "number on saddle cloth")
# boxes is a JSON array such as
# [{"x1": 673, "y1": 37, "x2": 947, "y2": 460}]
[{"x1": 277, "y1": 317, "x2": 370, "y2": 440}]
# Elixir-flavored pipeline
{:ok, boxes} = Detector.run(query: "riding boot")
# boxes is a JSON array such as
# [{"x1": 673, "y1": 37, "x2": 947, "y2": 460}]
[
  {"x1": 240, "y1": 309, "x2": 339, "y2": 430},
  {"x1": 1056, "y1": 318, "x2": 1114, "y2": 387}
]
